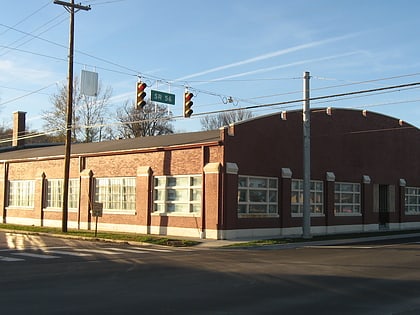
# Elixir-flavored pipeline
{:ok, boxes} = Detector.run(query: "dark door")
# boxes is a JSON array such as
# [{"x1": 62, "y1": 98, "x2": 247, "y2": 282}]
[{"x1": 378, "y1": 184, "x2": 389, "y2": 228}]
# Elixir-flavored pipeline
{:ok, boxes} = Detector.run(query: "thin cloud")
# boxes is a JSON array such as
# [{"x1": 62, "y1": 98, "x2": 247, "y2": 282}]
[
  {"x1": 208, "y1": 51, "x2": 365, "y2": 82},
  {"x1": 175, "y1": 34, "x2": 357, "y2": 82}
]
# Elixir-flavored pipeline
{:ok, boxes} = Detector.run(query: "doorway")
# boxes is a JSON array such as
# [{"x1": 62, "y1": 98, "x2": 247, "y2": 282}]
[{"x1": 378, "y1": 184, "x2": 389, "y2": 229}]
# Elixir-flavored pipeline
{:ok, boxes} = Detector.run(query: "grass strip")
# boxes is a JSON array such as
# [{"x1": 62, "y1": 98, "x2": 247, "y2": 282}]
[
  {"x1": 0, "y1": 223, "x2": 200, "y2": 247},
  {"x1": 224, "y1": 229, "x2": 420, "y2": 247}
]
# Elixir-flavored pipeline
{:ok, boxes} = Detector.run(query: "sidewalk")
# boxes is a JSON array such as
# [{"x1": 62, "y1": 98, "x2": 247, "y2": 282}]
[
  {"x1": 2, "y1": 226, "x2": 420, "y2": 249},
  {"x1": 194, "y1": 232, "x2": 420, "y2": 249}
]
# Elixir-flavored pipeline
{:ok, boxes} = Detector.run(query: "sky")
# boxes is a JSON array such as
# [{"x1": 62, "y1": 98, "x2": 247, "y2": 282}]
[{"x1": 0, "y1": 0, "x2": 420, "y2": 134}]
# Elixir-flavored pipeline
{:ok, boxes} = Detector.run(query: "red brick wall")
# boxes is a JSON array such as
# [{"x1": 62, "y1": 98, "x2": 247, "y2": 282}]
[
  {"x1": 223, "y1": 109, "x2": 420, "y2": 231},
  {"x1": 0, "y1": 143, "x2": 224, "y2": 235}
]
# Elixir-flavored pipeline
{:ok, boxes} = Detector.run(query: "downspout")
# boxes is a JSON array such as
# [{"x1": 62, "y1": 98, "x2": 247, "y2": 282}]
[
  {"x1": 219, "y1": 127, "x2": 227, "y2": 240},
  {"x1": 77, "y1": 156, "x2": 85, "y2": 230},
  {"x1": 147, "y1": 167, "x2": 153, "y2": 235},
  {"x1": 201, "y1": 145, "x2": 206, "y2": 239},
  {"x1": 2, "y1": 162, "x2": 9, "y2": 223}
]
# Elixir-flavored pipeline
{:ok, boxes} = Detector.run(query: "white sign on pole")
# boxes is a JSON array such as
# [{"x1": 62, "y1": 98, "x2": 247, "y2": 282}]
[{"x1": 81, "y1": 70, "x2": 98, "y2": 96}]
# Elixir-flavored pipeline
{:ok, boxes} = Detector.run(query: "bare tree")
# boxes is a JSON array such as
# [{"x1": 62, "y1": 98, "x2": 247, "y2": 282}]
[
  {"x1": 42, "y1": 80, "x2": 77, "y2": 142},
  {"x1": 116, "y1": 100, "x2": 174, "y2": 138},
  {"x1": 200, "y1": 109, "x2": 254, "y2": 130},
  {"x1": 76, "y1": 83, "x2": 112, "y2": 142},
  {"x1": 42, "y1": 77, "x2": 112, "y2": 143},
  {"x1": 0, "y1": 124, "x2": 13, "y2": 148}
]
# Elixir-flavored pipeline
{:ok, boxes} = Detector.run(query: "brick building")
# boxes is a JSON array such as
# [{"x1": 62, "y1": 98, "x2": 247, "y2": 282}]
[{"x1": 1, "y1": 108, "x2": 419, "y2": 239}]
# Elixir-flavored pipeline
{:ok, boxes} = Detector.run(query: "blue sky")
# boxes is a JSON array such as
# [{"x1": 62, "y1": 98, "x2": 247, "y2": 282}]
[{"x1": 0, "y1": 0, "x2": 420, "y2": 133}]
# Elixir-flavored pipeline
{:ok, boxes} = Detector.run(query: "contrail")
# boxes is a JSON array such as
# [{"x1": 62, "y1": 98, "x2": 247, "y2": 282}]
[
  {"x1": 208, "y1": 51, "x2": 365, "y2": 82},
  {"x1": 175, "y1": 34, "x2": 357, "y2": 81}
]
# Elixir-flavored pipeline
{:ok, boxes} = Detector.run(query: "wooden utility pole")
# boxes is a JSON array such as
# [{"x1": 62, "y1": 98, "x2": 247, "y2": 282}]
[{"x1": 54, "y1": 0, "x2": 90, "y2": 232}]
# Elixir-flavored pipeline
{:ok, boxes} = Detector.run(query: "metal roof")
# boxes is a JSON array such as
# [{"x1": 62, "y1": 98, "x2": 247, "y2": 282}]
[{"x1": 0, "y1": 129, "x2": 222, "y2": 161}]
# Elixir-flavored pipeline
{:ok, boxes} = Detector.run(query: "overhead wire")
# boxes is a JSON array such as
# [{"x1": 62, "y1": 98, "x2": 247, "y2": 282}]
[
  {"x1": 85, "y1": 0, "x2": 128, "y2": 5},
  {"x1": 0, "y1": 13, "x2": 68, "y2": 58},
  {"x1": 0, "y1": 83, "x2": 58, "y2": 106},
  {"x1": 0, "y1": 84, "x2": 52, "y2": 96},
  {"x1": 1, "y1": 1, "x2": 419, "y2": 143},
  {"x1": 1, "y1": 5, "x2": 420, "y2": 119},
  {"x1": 7, "y1": 80, "x2": 420, "y2": 144},
  {"x1": 1, "y1": 0, "x2": 420, "y2": 106},
  {"x1": 2, "y1": 16, "x2": 420, "y2": 109},
  {"x1": 178, "y1": 81, "x2": 420, "y2": 119},
  {"x1": 1, "y1": 24, "x2": 419, "y2": 125},
  {"x1": 0, "y1": 1, "x2": 51, "y2": 36}
]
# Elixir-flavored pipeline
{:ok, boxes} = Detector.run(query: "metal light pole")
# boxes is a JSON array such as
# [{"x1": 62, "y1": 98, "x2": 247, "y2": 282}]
[
  {"x1": 54, "y1": 0, "x2": 90, "y2": 232},
  {"x1": 302, "y1": 71, "x2": 312, "y2": 239}
]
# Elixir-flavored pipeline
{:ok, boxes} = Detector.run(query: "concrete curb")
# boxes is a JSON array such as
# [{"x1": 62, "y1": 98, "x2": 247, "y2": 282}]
[
  {"x1": 2, "y1": 227, "x2": 420, "y2": 249},
  {"x1": 243, "y1": 232, "x2": 420, "y2": 250}
]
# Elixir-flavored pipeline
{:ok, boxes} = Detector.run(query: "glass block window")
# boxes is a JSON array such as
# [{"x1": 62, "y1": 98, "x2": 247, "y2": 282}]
[{"x1": 154, "y1": 175, "x2": 202, "y2": 214}]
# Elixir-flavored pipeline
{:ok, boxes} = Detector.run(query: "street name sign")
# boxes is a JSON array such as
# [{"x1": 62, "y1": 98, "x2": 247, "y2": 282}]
[{"x1": 151, "y1": 90, "x2": 175, "y2": 105}]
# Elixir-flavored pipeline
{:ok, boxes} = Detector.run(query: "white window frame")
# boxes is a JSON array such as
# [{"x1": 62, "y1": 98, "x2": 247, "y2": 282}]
[
  {"x1": 291, "y1": 179, "x2": 324, "y2": 216},
  {"x1": 237, "y1": 176, "x2": 278, "y2": 217},
  {"x1": 45, "y1": 179, "x2": 79, "y2": 212},
  {"x1": 405, "y1": 187, "x2": 420, "y2": 215},
  {"x1": 153, "y1": 175, "x2": 202, "y2": 215},
  {"x1": 94, "y1": 177, "x2": 136, "y2": 215},
  {"x1": 334, "y1": 182, "x2": 361, "y2": 215},
  {"x1": 8, "y1": 180, "x2": 35, "y2": 208}
]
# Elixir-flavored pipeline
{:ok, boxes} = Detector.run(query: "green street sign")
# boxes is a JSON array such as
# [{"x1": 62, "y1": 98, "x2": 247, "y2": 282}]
[{"x1": 151, "y1": 90, "x2": 175, "y2": 105}]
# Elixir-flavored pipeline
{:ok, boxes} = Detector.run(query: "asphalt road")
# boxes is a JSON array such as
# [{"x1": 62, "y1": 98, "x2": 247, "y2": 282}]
[{"x1": 1, "y1": 232, "x2": 420, "y2": 315}]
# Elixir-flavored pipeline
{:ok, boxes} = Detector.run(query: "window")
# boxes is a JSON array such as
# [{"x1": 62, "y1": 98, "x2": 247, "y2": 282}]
[
  {"x1": 334, "y1": 182, "x2": 360, "y2": 214},
  {"x1": 46, "y1": 179, "x2": 79, "y2": 210},
  {"x1": 291, "y1": 179, "x2": 323, "y2": 215},
  {"x1": 8, "y1": 180, "x2": 35, "y2": 208},
  {"x1": 238, "y1": 176, "x2": 278, "y2": 216},
  {"x1": 95, "y1": 177, "x2": 136, "y2": 212},
  {"x1": 154, "y1": 175, "x2": 202, "y2": 214},
  {"x1": 405, "y1": 187, "x2": 420, "y2": 215}
]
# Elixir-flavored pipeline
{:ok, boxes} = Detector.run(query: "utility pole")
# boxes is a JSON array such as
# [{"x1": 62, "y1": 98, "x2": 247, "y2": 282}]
[
  {"x1": 302, "y1": 71, "x2": 311, "y2": 239},
  {"x1": 54, "y1": 0, "x2": 91, "y2": 232}
]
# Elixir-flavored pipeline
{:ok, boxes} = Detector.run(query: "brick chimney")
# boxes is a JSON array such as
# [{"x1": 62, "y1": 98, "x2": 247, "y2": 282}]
[{"x1": 12, "y1": 111, "x2": 26, "y2": 147}]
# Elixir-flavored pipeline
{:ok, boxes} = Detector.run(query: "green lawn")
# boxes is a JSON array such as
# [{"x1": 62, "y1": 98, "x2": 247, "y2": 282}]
[
  {"x1": 1, "y1": 223, "x2": 418, "y2": 248},
  {"x1": 0, "y1": 223, "x2": 200, "y2": 247}
]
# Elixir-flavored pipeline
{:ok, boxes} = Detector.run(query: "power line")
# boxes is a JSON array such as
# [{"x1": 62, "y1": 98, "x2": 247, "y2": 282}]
[
  {"x1": 312, "y1": 72, "x2": 420, "y2": 88},
  {"x1": 187, "y1": 81, "x2": 420, "y2": 118},
  {"x1": 0, "y1": 13, "x2": 68, "y2": 58},
  {"x1": 0, "y1": 83, "x2": 58, "y2": 106},
  {"x1": 3, "y1": 18, "x2": 420, "y2": 109},
  {"x1": 0, "y1": 1, "x2": 51, "y2": 36},
  {"x1": 0, "y1": 44, "x2": 67, "y2": 62},
  {"x1": 0, "y1": 84, "x2": 53, "y2": 96},
  {"x1": 311, "y1": 86, "x2": 420, "y2": 107},
  {"x1": 1, "y1": 20, "x2": 420, "y2": 125},
  {"x1": 7, "y1": 83, "x2": 420, "y2": 144},
  {"x1": 85, "y1": 0, "x2": 128, "y2": 5}
]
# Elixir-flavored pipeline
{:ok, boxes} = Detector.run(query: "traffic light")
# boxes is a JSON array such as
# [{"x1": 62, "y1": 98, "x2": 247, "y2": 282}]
[
  {"x1": 183, "y1": 91, "x2": 194, "y2": 118},
  {"x1": 136, "y1": 81, "x2": 147, "y2": 110}
]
